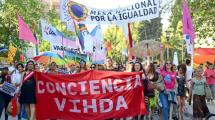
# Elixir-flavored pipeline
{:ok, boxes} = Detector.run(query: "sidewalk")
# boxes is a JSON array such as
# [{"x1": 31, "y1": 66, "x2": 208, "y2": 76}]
[
  {"x1": 184, "y1": 101, "x2": 215, "y2": 120},
  {"x1": 1, "y1": 102, "x2": 215, "y2": 120}
]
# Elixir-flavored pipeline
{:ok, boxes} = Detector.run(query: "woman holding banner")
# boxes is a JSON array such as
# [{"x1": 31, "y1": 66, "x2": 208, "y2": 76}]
[
  {"x1": 19, "y1": 60, "x2": 36, "y2": 120},
  {"x1": 0, "y1": 67, "x2": 12, "y2": 120},
  {"x1": 131, "y1": 61, "x2": 146, "y2": 120},
  {"x1": 12, "y1": 63, "x2": 25, "y2": 93},
  {"x1": 12, "y1": 63, "x2": 25, "y2": 120}
]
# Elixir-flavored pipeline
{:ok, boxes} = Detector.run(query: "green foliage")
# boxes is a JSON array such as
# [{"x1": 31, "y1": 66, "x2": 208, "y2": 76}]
[
  {"x1": 0, "y1": 0, "x2": 44, "y2": 47},
  {"x1": 103, "y1": 17, "x2": 163, "y2": 63},
  {"x1": 168, "y1": 0, "x2": 215, "y2": 48},
  {"x1": 104, "y1": 25, "x2": 127, "y2": 63},
  {"x1": 190, "y1": 0, "x2": 215, "y2": 39},
  {"x1": 136, "y1": 18, "x2": 162, "y2": 41},
  {"x1": 39, "y1": 40, "x2": 50, "y2": 52},
  {"x1": 0, "y1": 0, "x2": 66, "y2": 61},
  {"x1": 166, "y1": 0, "x2": 215, "y2": 63}
]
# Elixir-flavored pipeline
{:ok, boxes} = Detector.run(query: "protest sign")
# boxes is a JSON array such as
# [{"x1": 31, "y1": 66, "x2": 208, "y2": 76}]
[
  {"x1": 0, "y1": 82, "x2": 17, "y2": 96},
  {"x1": 61, "y1": 0, "x2": 159, "y2": 24},
  {"x1": 35, "y1": 70, "x2": 146, "y2": 120}
]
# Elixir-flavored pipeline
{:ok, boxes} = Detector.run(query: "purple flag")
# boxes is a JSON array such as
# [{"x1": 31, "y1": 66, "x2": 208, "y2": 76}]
[{"x1": 182, "y1": 0, "x2": 196, "y2": 43}]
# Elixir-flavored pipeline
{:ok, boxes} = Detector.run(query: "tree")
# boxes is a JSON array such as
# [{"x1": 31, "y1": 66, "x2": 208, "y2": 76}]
[
  {"x1": 167, "y1": 0, "x2": 215, "y2": 57},
  {"x1": 190, "y1": 0, "x2": 215, "y2": 39},
  {"x1": 135, "y1": 17, "x2": 162, "y2": 41},
  {"x1": 0, "y1": 0, "x2": 66, "y2": 60},
  {"x1": 104, "y1": 25, "x2": 127, "y2": 63},
  {"x1": 0, "y1": 0, "x2": 44, "y2": 48}
]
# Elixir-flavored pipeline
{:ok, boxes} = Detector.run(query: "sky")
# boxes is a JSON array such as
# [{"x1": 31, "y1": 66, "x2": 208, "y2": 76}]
[{"x1": 73, "y1": 0, "x2": 173, "y2": 31}]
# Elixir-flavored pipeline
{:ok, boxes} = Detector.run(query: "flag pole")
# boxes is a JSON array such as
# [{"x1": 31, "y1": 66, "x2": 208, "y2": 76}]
[
  {"x1": 60, "y1": 22, "x2": 65, "y2": 58},
  {"x1": 128, "y1": 23, "x2": 134, "y2": 61},
  {"x1": 72, "y1": 20, "x2": 82, "y2": 62},
  {"x1": 33, "y1": 21, "x2": 39, "y2": 56}
]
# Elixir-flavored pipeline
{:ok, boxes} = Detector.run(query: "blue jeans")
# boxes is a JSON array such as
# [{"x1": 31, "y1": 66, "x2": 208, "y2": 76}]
[
  {"x1": 209, "y1": 84, "x2": 215, "y2": 99},
  {"x1": 159, "y1": 91, "x2": 169, "y2": 120}
]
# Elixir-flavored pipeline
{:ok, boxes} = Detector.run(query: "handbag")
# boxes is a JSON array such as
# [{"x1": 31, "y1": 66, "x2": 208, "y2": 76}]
[
  {"x1": 6, "y1": 72, "x2": 26, "y2": 117},
  {"x1": 6, "y1": 96, "x2": 20, "y2": 117},
  {"x1": 156, "y1": 75, "x2": 165, "y2": 92},
  {"x1": 145, "y1": 75, "x2": 155, "y2": 97}
]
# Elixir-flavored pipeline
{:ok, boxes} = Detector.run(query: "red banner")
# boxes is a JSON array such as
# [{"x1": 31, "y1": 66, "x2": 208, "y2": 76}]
[{"x1": 35, "y1": 70, "x2": 146, "y2": 120}]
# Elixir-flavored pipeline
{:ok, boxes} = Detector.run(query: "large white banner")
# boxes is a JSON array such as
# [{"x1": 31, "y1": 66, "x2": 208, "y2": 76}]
[
  {"x1": 91, "y1": 25, "x2": 106, "y2": 64},
  {"x1": 41, "y1": 19, "x2": 79, "y2": 56},
  {"x1": 60, "y1": 0, "x2": 159, "y2": 24}
]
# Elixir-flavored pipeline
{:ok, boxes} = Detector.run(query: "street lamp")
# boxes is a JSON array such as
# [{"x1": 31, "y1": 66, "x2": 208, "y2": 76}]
[{"x1": 165, "y1": 30, "x2": 171, "y2": 60}]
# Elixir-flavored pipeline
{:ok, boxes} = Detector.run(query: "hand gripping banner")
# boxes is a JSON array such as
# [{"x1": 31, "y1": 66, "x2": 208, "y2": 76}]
[{"x1": 35, "y1": 70, "x2": 146, "y2": 120}]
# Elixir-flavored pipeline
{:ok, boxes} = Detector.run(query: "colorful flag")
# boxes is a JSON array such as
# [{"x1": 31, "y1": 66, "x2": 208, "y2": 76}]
[
  {"x1": 77, "y1": 23, "x2": 94, "y2": 53},
  {"x1": 7, "y1": 43, "x2": 17, "y2": 63},
  {"x1": 17, "y1": 13, "x2": 38, "y2": 45},
  {"x1": 105, "y1": 41, "x2": 112, "y2": 52},
  {"x1": 70, "y1": 20, "x2": 85, "y2": 52},
  {"x1": 128, "y1": 23, "x2": 134, "y2": 60},
  {"x1": 182, "y1": 0, "x2": 196, "y2": 43},
  {"x1": 90, "y1": 25, "x2": 104, "y2": 42},
  {"x1": 184, "y1": 35, "x2": 193, "y2": 54},
  {"x1": 19, "y1": 54, "x2": 25, "y2": 62},
  {"x1": 105, "y1": 41, "x2": 112, "y2": 57},
  {"x1": 90, "y1": 25, "x2": 106, "y2": 64},
  {"x1": 41, "y1": 19, "x2": 59, "y2": 42},
  {"x1": 41, "y1": 19, "x2": 78, "y2": 56},
  {"x1": 66, "y1": 22, "x2": 75, "y2": 32},
  {"x1": 78, "y1": 23, "x2": 88, "y2": 32}
]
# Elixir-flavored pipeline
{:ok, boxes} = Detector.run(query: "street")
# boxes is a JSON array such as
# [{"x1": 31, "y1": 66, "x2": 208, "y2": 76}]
[{"x1": 1, "y1": 102, "x2": 215, "y2": 120}]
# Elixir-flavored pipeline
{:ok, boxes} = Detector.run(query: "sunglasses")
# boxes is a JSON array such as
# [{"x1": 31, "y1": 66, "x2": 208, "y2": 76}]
[{"x1": 166, "y1": 62, "x2": 172, "y2": 65}]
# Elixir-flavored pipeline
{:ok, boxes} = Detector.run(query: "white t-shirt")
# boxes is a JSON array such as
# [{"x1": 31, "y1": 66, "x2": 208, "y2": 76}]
[
  {"x1": 11, "y1": 71, "x2": 22, "y2": 85},
  {"x1": 186, "y1": 65, "x2": 193, "y2": 81},
  {"x1": 8, "y1": 66, "x2": 16, "y2": 73},
  {"x1": 11, "y1": 71, "x2": 23, "y2": 93}
]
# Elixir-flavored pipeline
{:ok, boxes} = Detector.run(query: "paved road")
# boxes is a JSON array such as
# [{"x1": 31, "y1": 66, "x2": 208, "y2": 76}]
[
  {"x1": 1, "y1": 102, "x2": 215, "y2": 120},
  {"x1": 151, "y1": 101, "x2": 215, "y2": 120}
]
